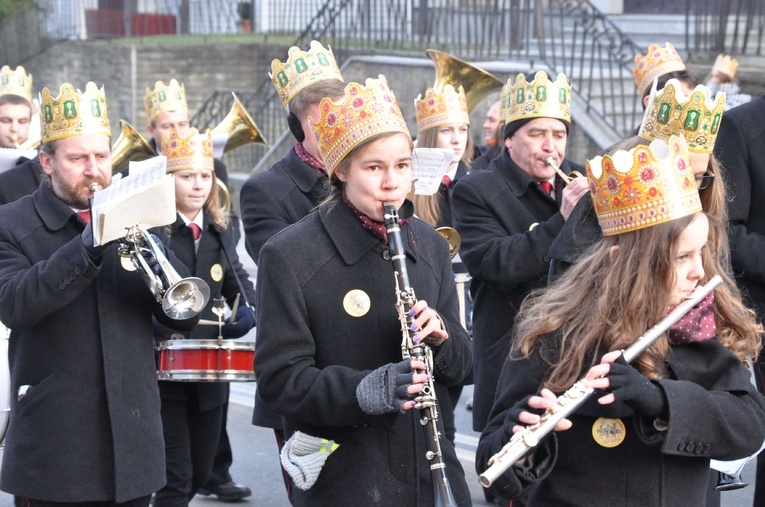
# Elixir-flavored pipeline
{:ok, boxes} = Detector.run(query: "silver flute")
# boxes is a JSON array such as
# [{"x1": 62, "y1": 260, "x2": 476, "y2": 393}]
[{"x1": 479, "y1": 275, "x2": 723, "y2": 487}]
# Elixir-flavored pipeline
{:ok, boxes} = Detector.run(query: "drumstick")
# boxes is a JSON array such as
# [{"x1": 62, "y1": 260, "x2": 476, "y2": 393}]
[
  {"x1": 198, "y1": 319, "x2": 220, "y2": 326},
  {"x1": 230, "y1": 293, "x2": 241, "y2": 324}
]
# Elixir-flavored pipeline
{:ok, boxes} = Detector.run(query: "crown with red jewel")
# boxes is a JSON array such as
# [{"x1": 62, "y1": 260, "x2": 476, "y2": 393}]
[
  {"x1": 414, "y1": 84, "x2": 469, "y2": 133},
  {"x1": 309, "y1": 76, "x2": 410, "y2": 174},
  {"x1": 712, "y1": 54, "x2": 739, "y2": 80},
  {"x1": 161, "y1": 127, "x2": 214, "y2": 172},
  {"x1": 145, "y1": 79, "x2": 187, "y2": 121},
  {"x1": 40, "y1": 82, "x2": 111, "y2": 144},
  {"x1": 638, "y1": 79, "x2": 725, "y2": 154},
  {"x1": 504, "y1": 71, "x2": 571, "y2": 124},
  {"x1": 0, "y1": 65, "x2": 33, "y2": 103},
  {"x1": 633, "y1": 42, "x2": 687, "y2": 95},
  {"x1": 270, "y1": 40, "x2": 344, "y2": 109},
  {"x1": 586, "y1": 135, "x2": 701, "y2": 236}
]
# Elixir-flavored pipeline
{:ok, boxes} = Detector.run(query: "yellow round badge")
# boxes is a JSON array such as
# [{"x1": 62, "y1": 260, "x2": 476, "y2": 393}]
[
  {"x1": 210, "y1": 263, "x2": 223, "y2": 282},
  {"x1": 343, "y1": 289, "x2": 371, "y2": 317},
  {"x1": 592, "y1": 417, "x2": 626, "y2": 448}
]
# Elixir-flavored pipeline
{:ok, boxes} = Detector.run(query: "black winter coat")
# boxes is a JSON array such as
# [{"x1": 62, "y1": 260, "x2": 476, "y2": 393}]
[
  {"x1": 254, "y1": 201, "x2": 473, "y2": 506},
  {"x1": 0, "y1": 183, "x2": 197, "y2": 502},
  {"x1": 477, "y1": 338, "x2": 765, "y2": 506},
  {"x1": 452, "y1": 150, "x2": 583, "y2": 431},
  {"x1": 0, "y1": 156, "x2": 42, "y2": 206}
]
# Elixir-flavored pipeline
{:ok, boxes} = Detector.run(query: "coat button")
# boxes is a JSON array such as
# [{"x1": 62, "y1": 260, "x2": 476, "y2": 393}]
[
  {"x1": 686, "y1": 442, "x2": 696, "y2": 453},
  {"x1": 677, "y1": 442, "x2": 686, "y2": 452},
  {"x1": 382, "y1": 250, "x2": 391, "y2": 261},
  {"x1": 58, "y1": 283, "x2": 66, "y2": 290},
  {"x1": 74, "y1": 266, "x2": 81, "y2": 275},
  {"x1": 703, "y1": 444, "x2": 712, "y2": 454}
]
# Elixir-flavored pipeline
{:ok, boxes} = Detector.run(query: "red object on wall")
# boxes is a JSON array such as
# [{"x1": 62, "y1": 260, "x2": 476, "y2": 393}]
[{"x1": 132, "y1": 13, "x2": 177, "y2": 36}]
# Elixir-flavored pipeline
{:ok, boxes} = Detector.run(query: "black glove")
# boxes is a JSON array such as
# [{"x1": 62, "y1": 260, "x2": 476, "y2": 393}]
[
  {"x1": 81, "y1": 221, "x2": 109, "y2": 261},
  {"x1": 221, "y1": 305, "x2": 255, "y2": 338},
  {"x1": 356, "y1": 360, "x2": 414, "y2": 415},
  {"x1": 606, "y1": 355, "x2": 668, "y2": 419}
]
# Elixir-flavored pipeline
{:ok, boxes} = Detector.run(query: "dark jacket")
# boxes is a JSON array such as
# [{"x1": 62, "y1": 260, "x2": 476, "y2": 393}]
[
  {"x1": 0, "y1": 183, "x2": 197, "y2": 502},
  {"x1": 239, "y1": 146, "x2": 328, "y2": 428},
  {"x1": 477, "y1": 338, "x2": 765, "y2": 506},
  {"x1": 714, "y1": 96, "x2": 765, "y2": 321},
  {"x1": 240, "y1": 147, "x2": 328, "y2": 265},
  {"x1": 155, "y1": 212, "x2": 256, "y2": 412},
  {"x1": 452, "y1": 149, "x2": 583, "y2": 431},
  {"x1": 254, "y1": 201, "x2": 472, "y2": 507},
  {"x1": 0, "y1": 156, "x2": 42, "y2": 206}
]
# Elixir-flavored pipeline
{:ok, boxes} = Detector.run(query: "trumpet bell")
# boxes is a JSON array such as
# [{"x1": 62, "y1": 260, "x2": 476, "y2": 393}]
[
  {"x1": 163, "y1": 277, "x2": 211, "y2": 320},
  {"x1": 111, "y1": 120, "x2": 156, "y2": 174},
  {"x1": 436, "y1": 226, "x2": 462, "y2": 259},
  {"x1": 426, "y1": 49, "x2": 504, "y2": 112},
  {"x1": 211, "y1": 92, "x2": 268, "y2": 154}
]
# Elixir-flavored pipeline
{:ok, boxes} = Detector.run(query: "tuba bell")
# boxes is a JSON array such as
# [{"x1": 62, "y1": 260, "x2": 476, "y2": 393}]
[
  {"x1": 426, "y1": 49, "x2": 504, "y2": 112},
  {"x1": 118, "y1": 226, "x2": 211, "y2": 320},
  {"x1": 211, "y1": 92, "x2": 268, "y2": 154},
  {"x1": 111, "y1": 120, "x2": 156, "y2": 174},
  {"x1": 436, "y1": 226, "x2": 462, "y2": 259}
]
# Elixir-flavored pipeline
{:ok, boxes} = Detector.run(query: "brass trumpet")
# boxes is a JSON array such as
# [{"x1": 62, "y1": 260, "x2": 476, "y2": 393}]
[{"x1": 545, "y1": 157, "x2": 584, "y2": 184}]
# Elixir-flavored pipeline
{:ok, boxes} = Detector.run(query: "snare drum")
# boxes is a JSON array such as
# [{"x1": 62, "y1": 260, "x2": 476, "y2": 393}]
[{"x1": 157, "y1": 339, "x2": 256, "y2": 382}]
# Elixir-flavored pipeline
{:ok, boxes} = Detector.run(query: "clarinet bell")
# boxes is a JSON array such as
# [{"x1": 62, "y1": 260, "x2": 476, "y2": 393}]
[{"x1": 715, "y1": 471, "x2": 749, "y2": 491}]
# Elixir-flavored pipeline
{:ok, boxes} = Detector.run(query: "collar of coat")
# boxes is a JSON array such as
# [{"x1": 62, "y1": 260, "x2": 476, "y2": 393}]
[
  {"x1": 33, "y1": 181, "x2": 83, "y2": 231},
  {"x1": 493, "y1": 149, "x2": 578, "y2": 198},
  {"x1": 318, "y1": 199, "x2": 419, "y2": 266},
  {"x1": 287, "y1": 147, "x2": 328, "y2": 195}
]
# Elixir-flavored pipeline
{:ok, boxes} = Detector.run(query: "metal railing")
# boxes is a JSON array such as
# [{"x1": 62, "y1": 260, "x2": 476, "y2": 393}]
[{"x1": 686, "y1": 0, "x2": 765, "y2": 56}]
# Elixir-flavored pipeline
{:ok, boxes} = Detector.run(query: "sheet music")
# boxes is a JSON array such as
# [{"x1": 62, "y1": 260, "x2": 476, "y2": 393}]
[
  {"x1": 91, "y1": 155, "x2": 177, "y2": 246},
  {"x1": 412, "y1": 148, "x2": 455, "y2": 196}
]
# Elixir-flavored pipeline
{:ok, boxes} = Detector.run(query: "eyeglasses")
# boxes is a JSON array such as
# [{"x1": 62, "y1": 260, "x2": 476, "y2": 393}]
[{"x1": 694, "y1": 171, "x2": 715, "y2": 190}]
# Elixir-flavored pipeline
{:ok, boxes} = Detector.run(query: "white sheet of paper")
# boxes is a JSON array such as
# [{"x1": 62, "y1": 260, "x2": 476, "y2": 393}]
[
  {"x1": 0, "y1": 148, "x2": 37, "y2": 174},
  {"x1": 412, "y1": 148, "x2": 455, "y2": 196},
  {"x1": 91, "y1": 155, "x2": 176, "y2": 245},
  {"x1": 710, "y1": 439, "x2": 765, "y2": 476}
]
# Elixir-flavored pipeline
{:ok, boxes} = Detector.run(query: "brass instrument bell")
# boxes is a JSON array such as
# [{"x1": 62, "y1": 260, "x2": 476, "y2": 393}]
[
  {"x1": 437, "y1": 226, "x2": 462, "y2": 259},
  {"x1": 426, "y1": 49, "x2": 504, "y2": 112},
  {"x1": 216, "y1": 177, "x2": 232, "y2": 214},
  {"x1": 111, "y1": 120, "x2": 156, "y2": 174},
  {"x1": 211, "y1": 92, "x2": 268, "y2": 154}
]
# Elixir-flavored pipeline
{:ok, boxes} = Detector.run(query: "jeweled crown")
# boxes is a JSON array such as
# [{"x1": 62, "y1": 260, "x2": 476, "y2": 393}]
[
  {"x1": 414, "y1": 84, "x2": 470, "y2": 132},
  {"x1": 638, "y1": 79, "x2": 725, "y2": 154},
  {"x1": 586, "y1": 135, "x2": 701, "y2": 236},
  {"x1": 270, "y1": 40, "x2": 344, "y2": 109},
  {"x1": 309, "y1": 76, "x2": 410, "y2": 174},
  {"x1": 633, "y1": 42, "x2": 686, "y2": 95},
  {"x1": 0, "y1": 65, "x2": 33, "y2": 103},
  {"x1": 505, "y1": 71, "x2": 572, "y2": 124},
  {"x1": 40, "y1": 82, "x2": 111, "y2": 144},
  {"x1": 161, "y1": 127, "x2": 214, "y2": 173},
  {"x1": 145, "y1": 79, "x2": 187, "y2": 121},
  {"x1": 712, "y1": 54, "x2": 739, "y2": 80}
]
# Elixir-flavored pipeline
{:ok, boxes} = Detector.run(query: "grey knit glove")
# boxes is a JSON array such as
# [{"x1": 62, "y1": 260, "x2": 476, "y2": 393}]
[
  {"x1": 280, "y1": 431, "x2": 339, "y2": 491},
  {"x1": 356, "y1": 359, "x2": 414, "y2": 415}
]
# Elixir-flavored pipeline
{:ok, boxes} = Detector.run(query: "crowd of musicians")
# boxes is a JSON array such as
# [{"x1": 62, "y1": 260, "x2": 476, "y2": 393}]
[{"x1": 0, "y1": 37, "x2": 764, "y2": 507}]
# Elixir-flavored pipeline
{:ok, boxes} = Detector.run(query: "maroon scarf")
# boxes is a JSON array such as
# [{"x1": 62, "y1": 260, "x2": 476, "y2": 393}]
[
  {"x1": 667, "y1": 292, "x2": 717, "y2": 345},
  {"x1": 343, "y1": 197, "x2": 410, "y2": 245},
  {"x1": 295, "y1": 142, "x2": 326, "y2": 173}
]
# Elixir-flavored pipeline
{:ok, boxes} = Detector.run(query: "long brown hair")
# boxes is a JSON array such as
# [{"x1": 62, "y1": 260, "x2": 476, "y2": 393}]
[{"x1": 513, "y1": 212, "x2": 761, "y2": 392}]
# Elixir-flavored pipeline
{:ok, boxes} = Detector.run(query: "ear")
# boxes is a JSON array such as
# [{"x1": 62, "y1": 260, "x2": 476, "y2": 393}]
[
  {"x1": 609, "y1": 245, "x2": 620, "y2": 261},
  {"x1": 38, "y1": 150, "x2": 54, "y2": 176},
  {"x1": 504, "y1": 136, "x2": 513, "y2": 151},
  {"x1": 642, "y1": 95, "x2": 650, "y2": 108},
  {"x1": 334, "y1": 165, "x2": 348, "y2": 183}
]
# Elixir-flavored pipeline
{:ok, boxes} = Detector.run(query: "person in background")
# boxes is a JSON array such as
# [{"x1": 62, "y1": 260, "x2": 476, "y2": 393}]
[
  {"x1": 0, "y1": 81, "x2": 198, "y2": 506},
  {"x1": 633, "y1": 42, "x2": 697, "y2": 109},
  {"x1": 238, "y1": 40, "x2": 346, "y2": 503},
  {"x1": 704, "y1": 54, "x2": 752, "y2": 111},
  {"x1": 477, "y1": 134, "x2": 765, "y2": 506},
  {"x1": 255, "y1": 77, "x2": 472, "y2": 506},
  {"x1": 472, "y1": 99, "x2": 502, "y2": 171},
  {"x1": 153, "y1": 128, "x2": 256, "y2": 506}
]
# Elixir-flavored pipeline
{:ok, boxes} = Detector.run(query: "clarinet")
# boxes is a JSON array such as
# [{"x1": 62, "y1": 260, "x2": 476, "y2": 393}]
[
  {"x1": 383, "y1": 203, "x2": 458, "y2": 507},
  {"x1": 479, "y1": 275, "x2": 723, "y2": 487}
]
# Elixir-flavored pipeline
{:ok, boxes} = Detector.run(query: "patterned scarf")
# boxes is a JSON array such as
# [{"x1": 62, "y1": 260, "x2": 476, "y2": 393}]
[
  {"x1": 295, "y1": 142, "x2": 326, "y2": 173},
  {"x1": 667, "y1": 291, "x2": 717, "y2": 345},
  {"x1": 343, "y1": 197, "x2": 411, "y2": 245}
]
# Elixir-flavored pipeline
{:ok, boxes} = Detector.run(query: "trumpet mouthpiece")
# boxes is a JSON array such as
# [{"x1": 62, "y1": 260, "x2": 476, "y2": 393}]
[
  {"x1": 89, "y1": 183, "x2": 102, "y2": 192},
  {"x1": 545, "y1": 157, "x2": 555, "y2": 166}
]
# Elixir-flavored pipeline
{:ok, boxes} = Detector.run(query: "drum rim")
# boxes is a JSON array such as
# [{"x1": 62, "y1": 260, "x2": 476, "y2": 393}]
[
  {"x1": 158, "y1": 369, "x2": 256, "y2": 382},
  {"x1": 157, "y1": 339, "x2": 256, "y2": 351}
]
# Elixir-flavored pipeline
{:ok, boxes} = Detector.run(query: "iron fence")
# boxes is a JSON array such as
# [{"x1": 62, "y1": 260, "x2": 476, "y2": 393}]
[{"x1": 686, "y1": 0, "x2": 765, "y2": 56}]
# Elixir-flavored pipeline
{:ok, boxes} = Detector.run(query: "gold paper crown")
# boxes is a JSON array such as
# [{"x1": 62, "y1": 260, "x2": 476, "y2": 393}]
[
  {"x1": 0, "y1": 65, "x2": 33, "y2": 103},
  {"x1": 310, "y1": 76, "x2": 410, "y2": 174},
  {"x1": 712, "y1": 54, "x2": 739, "y2": 80},
  {"x1": 161, "y1": 127, "x2": 214, "y2": 173},
  {"x1": 505, "y1": 71, "x2": 572, "y2": 124},
  {"x1": 40, "y1": 82, "x2": 111, "y2": 144},
  {"x1": 638, "y1": 79, "x2": 725, "y2": 154},
  {"x1": 270, "y1": 40, "x2": 344, "y2": 109},
  {"x1": 414, "y1": 84, "x2": 470, "y2": 132},
  {"x1": 586, "y1": 135, "x2": 701, "y2": 236},
  {"x1": 145, "y1": 79, "x2": 187, "y2": 121},
  {"x1": 500, "y1": 81, "x2": 511, "y2": 124},
  {"x1": 633, "y1": 42, "x2": 686, "y2": 95}
]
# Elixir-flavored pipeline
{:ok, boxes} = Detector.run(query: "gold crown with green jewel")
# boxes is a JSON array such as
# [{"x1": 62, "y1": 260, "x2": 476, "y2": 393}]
[
  {"x1": 270, "y1": 40, "x2": 344, "y2": 109},
  {"x1": 40, "y1": 82, "x2": 111, "y2": 144},
  {"x1": 0, "y1": 65, "x2": 33, "y2": 103},
  {"x1": 504, "y1": 71, "x2": 571, "y2": 124}
]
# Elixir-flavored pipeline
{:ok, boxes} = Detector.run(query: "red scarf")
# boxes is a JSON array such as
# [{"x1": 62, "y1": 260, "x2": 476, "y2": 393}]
[
  {"x1": 295, "y1": 142, "x2": 326, "y2": 173},
  {"x1": 343, "y1": 197, "x2": 410, "y2": 245},
  {"x1": 667, "y1": 292, "x2": 717, "y2": 345}
]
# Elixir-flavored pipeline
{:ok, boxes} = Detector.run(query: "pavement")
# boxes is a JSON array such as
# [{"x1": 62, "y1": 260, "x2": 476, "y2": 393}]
[{"x1": 0, "y1": 237, "x2": 758, "y2": 506}]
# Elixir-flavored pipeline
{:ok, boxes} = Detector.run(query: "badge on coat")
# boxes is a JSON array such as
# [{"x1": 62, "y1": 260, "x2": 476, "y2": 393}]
[
  {"x1": 592, "y1": 417, "x2": 626, "y2": 448},
  {"x1": 210, "y1": 263, "x2": 223, "y2": 282},
  {"x1": 343, "y1": 289, "x2": 371, "y2": 317}
]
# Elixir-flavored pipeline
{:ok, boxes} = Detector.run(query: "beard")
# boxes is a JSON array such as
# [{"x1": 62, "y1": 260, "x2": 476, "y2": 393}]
[{"x1": 47, "y1": 158, "x2": 110, "y2": 209}]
